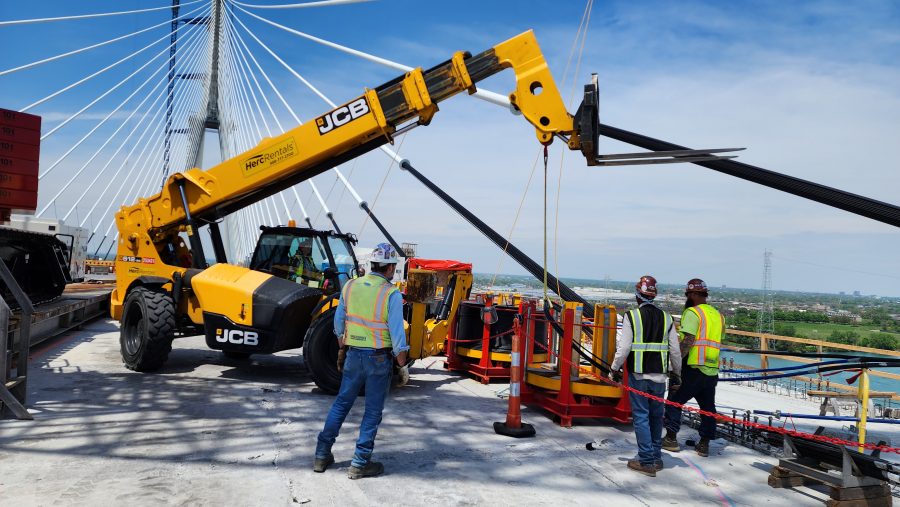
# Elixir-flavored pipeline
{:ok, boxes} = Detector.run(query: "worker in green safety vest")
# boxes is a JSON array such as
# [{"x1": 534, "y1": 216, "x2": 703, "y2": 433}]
[
  {"x1": 313, "y1": 243, "x2": 410, "y2": 480},
  {"x1": 663, "y1": 278, "x2": 725, "y2": 458},
  {"x1": 610, "y1": 275, "x2": 682, "y2": 477}
]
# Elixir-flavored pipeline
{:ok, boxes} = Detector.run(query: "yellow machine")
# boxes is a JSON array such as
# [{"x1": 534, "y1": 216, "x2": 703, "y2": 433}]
[{"x1": 111, "y1": 30, "x2": 600, "y2": 393}]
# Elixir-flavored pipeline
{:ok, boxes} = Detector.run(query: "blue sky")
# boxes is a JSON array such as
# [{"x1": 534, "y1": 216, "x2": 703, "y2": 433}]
[{"x1": 1, "y1": 0, "x2": 899, "y2": 295}]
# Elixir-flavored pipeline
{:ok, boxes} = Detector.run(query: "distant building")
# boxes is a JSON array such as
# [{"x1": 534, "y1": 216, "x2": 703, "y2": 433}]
[{"x1": 853, "y1": 291, "x2": 861, "y2": 297}]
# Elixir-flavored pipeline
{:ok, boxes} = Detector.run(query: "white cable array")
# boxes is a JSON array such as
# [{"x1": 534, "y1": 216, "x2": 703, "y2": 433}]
[
  {"x1": 231, "y1": 8, "x2": 376, "y2": 217},
  {"x1": 0, "y1": 1, "x2": 203, "y2": 26},
  {"x1": 232, "y1": 4, "x2": 511, "y2": 108},
  {"x1": 230, "y1": 0, "x2": 372, "y2": 10},
  {"x1": 42, "y1": 27, "x2": 209, "y2": 217},
  {"x1": 37, "y1": 22, "x2": 210, "y2": 210},
  {"x1": 62, "y1": 25, "x2": 210, "y2": 222},
  {"x1": 87, "y1": 37, "x2": 212, "y2": 239},
  {"x1": 36, "y1": 9, "x2": 211, "y2": 180},
  {"x1": 0, "y1": 2, "x2": 209, "y2": 77},
  {"x1": 20, "y1": 3, "x2": 210, "y2": 112}
]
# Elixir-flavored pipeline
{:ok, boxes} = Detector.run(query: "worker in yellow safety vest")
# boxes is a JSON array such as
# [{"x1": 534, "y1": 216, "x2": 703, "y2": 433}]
[
  {"x1": 314, "y1": 243, "x2": 409, "y2": 480},
  {"x1": 662, "y1": 278, "x2": 724, "y2": 458}
]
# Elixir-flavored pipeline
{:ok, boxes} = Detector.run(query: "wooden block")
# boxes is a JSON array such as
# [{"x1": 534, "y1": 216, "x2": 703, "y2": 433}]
[
  {"x1": 0, "y1": 109, "x2": 41, "y2": 131},
  {"x1": 772, "y1": 466, "x2": 804, "y2": 478},
  {"x1": 825, "y1": 496, "x2": 892, "y2": 507},
  {"x1": 768, "y1": 474, "x2": 807, "y2": 488},
  {"x1": 829, "y1": 483, "x2": 892, "y2": 501}
]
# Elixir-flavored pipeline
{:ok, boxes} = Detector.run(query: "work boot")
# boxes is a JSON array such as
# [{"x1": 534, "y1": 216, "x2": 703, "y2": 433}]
[
  {"x1": 662, "y1": 433, "x2": 680, "y2": 452},
  {"x1": 654, "y1": 460, "x2": 664, "y2": 472},
  {"x1": 627, "y1": 459, "x2": 656, "y2": 477},
  {"x1": 348, "y1": 461, "x2": 384, "y2": 480},
  {"x1": 312, "y1": 453, "x2": 334, "y2": 473},
  {"x1": 695, "y1": 438, "x2": 710, "y2": 457}
]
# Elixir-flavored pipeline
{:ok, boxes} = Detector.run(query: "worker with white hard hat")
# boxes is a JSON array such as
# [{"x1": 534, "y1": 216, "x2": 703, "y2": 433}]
[{"x1": 313, "y1": 243, "x2": 409, "y2": 479}]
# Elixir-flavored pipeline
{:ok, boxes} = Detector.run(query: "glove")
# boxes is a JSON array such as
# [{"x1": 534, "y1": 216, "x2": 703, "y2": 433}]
[
  {"x1": 336, "y1": 347, "x2": 347, "y2": 374},
  {"x1": 609, "y1": 369, "x2": 623, "y2": 383},
  {"x1": 668, "y1": 372, "x2": 681, "y2": 394},
  {"x1": 397, "y1": 364, "x2": 410, "y2": 386}
]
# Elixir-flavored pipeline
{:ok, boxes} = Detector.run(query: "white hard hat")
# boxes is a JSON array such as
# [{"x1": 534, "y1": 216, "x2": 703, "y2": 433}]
[{"x1": 372, "y1": 242, "x2": 399, "y2": 264}]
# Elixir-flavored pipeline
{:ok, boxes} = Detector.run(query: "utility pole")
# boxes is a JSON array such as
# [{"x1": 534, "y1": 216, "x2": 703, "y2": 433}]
[{"x1": 757, "y1": 249, "x2": 775, "y2": 334}]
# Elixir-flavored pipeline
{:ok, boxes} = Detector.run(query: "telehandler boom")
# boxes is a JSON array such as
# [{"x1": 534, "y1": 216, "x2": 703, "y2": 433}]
[{"x1": 112, "y1": 30, "x2": 597, "y2": 392}]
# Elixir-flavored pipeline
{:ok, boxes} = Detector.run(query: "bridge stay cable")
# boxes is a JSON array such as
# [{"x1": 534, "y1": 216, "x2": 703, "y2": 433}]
[{"x1": 37, "y1": 23, "x2": 211, "y2": 215}]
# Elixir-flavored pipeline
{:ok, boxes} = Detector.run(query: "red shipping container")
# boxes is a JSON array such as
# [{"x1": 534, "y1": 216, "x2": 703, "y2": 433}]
[
  {"x1": 0, "y1": 172, "x2": 38, "y2": 192},
  {"x1": 0, "y1": 108, "x2": 41, "y2": 131},
  {"x1": 0, "y1": 187, "x2": 38, "y2": 210},
  {"x1": 0, "y1": 155, "x2": 39, "y2": 177},
  {"x1": 0, "y1": 140, "x2": 40, "y2": 162},
  {"x1": 0, "y1": 124, "x2": 40, "y2": 146}
]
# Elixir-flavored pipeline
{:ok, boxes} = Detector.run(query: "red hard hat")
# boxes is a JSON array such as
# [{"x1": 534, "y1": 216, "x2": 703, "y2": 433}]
[
  {"x1": 635, "y1": 275, "x2": 658, "y2": 298},
  {"x1": 685, "y1": 278, "x2": 708, "y2": 294}
]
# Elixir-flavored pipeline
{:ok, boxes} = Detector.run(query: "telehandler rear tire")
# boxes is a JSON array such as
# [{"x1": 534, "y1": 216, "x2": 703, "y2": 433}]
[
  {"x1": 120, "y1": 287, "x2": 176, "y2": 372},
  {"x1": 303, "y1": 308, "x2": 342, "y2": 394}
]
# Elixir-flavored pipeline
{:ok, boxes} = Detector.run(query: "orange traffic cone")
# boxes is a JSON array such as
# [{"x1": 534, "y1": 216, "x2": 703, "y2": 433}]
[{"x1": 494, "y1": 316, "x2": 536, "y2": 438}]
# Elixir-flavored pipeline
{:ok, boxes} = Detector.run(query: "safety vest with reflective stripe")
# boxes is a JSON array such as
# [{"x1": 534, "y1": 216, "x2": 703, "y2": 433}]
[
  {"x1": 626, "y1": 306, "x2": 673, "y2": 374},
  {"x1": 683, "y1": 304, "x2": 724, "y2": 369},
  {"x1": 342, "y1": 273, "x2": 397, "y2": 349}
]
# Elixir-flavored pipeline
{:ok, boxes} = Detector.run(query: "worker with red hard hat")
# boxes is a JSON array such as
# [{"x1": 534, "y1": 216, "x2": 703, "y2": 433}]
[
  {"x1": 662, "y1": 278, "x2": 725, "y2": 458},
  {"x1": 610, "y1": 275, "x2": 682, "y2": 477}
]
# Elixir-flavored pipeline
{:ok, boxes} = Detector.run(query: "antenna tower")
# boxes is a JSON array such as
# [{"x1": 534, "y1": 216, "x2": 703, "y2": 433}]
[{"x1": 757, "y1": 249, "x2": 775, "y2": 334}]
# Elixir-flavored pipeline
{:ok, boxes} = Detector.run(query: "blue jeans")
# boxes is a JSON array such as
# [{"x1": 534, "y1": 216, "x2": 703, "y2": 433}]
[
  {"x1": 664, "y1": 365, "x2": 718, "y2": 439},
  {"x1": 316, "y1": 347, "x2": 393, "y2": 468},
  {"x1": 628, "y1": 373, "x2": 666, "y2": 466}
]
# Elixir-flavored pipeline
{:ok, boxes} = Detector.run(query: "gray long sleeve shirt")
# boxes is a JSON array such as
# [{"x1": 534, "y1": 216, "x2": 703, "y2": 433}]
[{"x1": 610, "y1": 304, "x2": 682, "y2": 383}]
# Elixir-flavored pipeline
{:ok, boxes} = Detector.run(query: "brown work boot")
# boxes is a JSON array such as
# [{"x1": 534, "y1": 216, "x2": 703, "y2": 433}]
[
  {"x1": 627, "y1": 459, "x2": 657, "y2": 477},
  {"x1": 348, "y1": 461, "x2": 384, "y2": 480},
  {"x1": 313, "y1": 453, "x2": 334, "y2": 473},
  {"x1": 662, "y1": 434, "x2": 680, "y2": 452},
  {"x1": 654, "y1": 460, "x2": 664, "y2": 472},
  {"x1": 695, "y1": 439, "x2": 710, "y2": 457}
]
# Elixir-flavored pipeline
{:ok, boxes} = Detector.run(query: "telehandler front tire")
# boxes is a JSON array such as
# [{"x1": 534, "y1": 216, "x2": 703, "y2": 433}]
[
  {"x1": 303, "y1": 308, "x2": 342, "y2": 394},
  {"x1": 120, "y1": 287, "x2": 176, "y2": 372}
]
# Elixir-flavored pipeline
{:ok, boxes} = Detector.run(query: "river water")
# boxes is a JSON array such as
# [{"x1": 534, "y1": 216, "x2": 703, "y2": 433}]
[{"x1": 720, "y1": 350, "x2": 899, "y2": 395}]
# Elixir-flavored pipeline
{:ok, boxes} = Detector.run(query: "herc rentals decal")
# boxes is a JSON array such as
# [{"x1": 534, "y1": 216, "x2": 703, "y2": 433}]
[
  {"x1": 316, "y1": 97, "x2": 370, "y2": 135},
  {"x1": 242, "y1": 137, "x2": 297, "y2": 177}
]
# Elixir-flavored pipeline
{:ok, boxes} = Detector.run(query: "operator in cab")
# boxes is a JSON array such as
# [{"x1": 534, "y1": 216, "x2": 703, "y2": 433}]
[
  {"x1": 313, "y1": 243, "x2": 410, "y2": 479},
  {"x1": 291, "y1": 240, "x2": 324, "y2": 286},
  {"x1": 663, "y1": 278, "x2": 725, "y2": 458}
]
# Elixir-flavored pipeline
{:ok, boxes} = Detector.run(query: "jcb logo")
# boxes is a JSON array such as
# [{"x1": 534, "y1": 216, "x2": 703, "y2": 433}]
[
  {"x1": 215, "y1": 329, "x2": 259, "y2": 346},
  {"x1": 316, "y1": 97, "x2": 369, "y2": 135}
]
